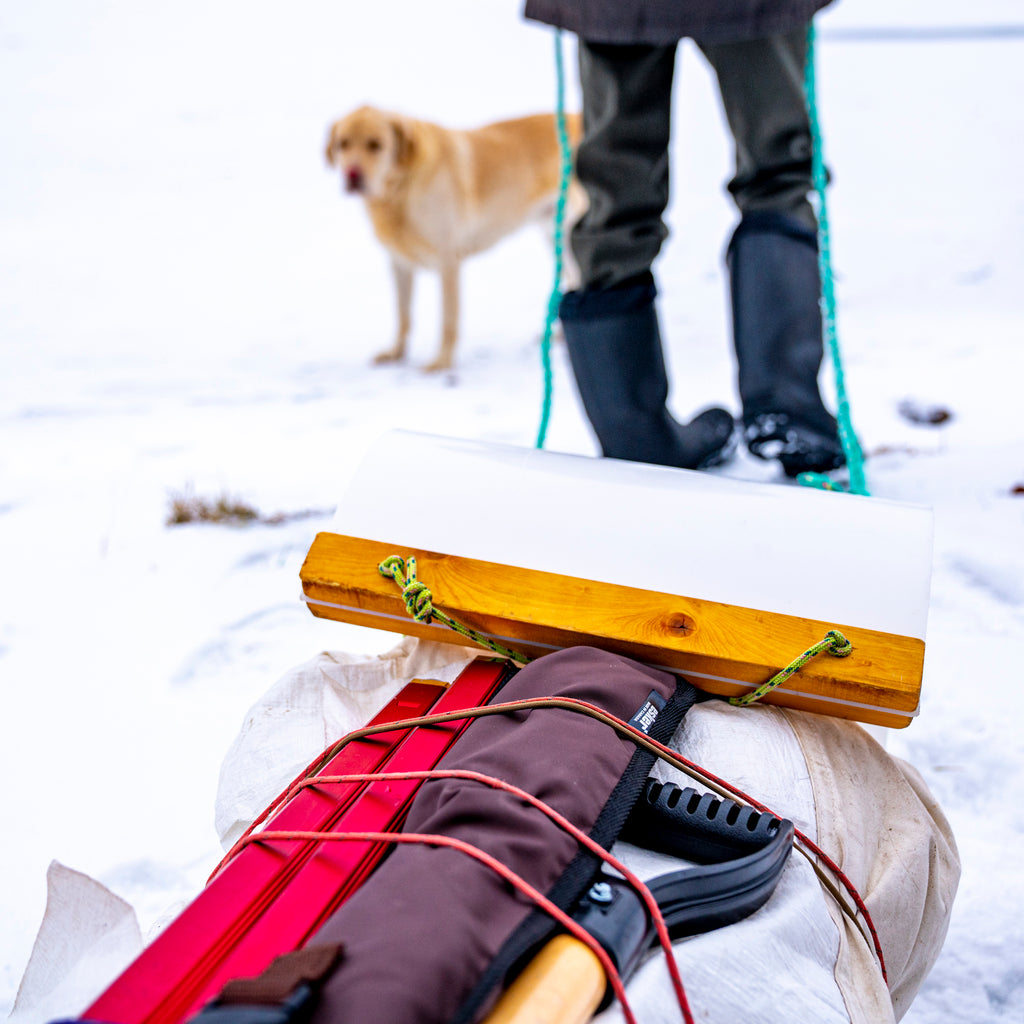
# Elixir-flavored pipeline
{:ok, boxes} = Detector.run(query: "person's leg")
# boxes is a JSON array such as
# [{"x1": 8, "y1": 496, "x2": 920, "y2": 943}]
[
  {"x1": 571, "y1": 41, "x2": 675, "y2": 291},
  {"x1": 560, "y1": 40, "x2": 734, "y2": 470},
  {"x1": 701, "y1": 28, "x2": 845, "y2": 476},
  {"x1": 700, "y1": 27, "x2": 818, "y2": 229}
]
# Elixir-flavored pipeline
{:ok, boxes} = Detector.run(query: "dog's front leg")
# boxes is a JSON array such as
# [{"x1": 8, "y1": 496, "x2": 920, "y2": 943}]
[
  {"x1": 374, "y1": 258, "x2": 414, "y2": 364},
  {"x1": 423, "y1": 260, "x2": 459, "y2": 373}
]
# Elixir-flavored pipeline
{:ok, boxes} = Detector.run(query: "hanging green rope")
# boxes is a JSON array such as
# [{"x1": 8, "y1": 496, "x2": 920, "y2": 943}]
[
  {"x1": 799, "y1": 22, "x2": 870, "y2": 496},
  {"x1": 535, "y1": 29, "x2": 572, "y2": 450},
  {"x1": 378, "y1": 555, "x2": 533, "y2": 665},
  {"x1": 729, "y1": 629, "x2": 853, "y2": 708}
]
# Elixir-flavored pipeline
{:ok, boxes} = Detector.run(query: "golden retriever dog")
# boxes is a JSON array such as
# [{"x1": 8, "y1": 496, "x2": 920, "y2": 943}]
[{"x1": 325, "y1": 106, "x2": 586, "y2": 372}]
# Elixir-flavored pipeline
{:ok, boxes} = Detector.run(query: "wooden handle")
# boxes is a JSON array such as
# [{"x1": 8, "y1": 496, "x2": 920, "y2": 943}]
[{"x1": 482, "y1": 934, "x2": 607, "y2": 1024}]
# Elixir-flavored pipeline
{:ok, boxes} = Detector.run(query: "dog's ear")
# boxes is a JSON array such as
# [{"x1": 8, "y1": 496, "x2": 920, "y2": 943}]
[
  {"x1": 324, "y1": 123, "x2": 341, "y2": 167},
  {"x1": 389, "y1": 115, "x2": 416, "y2": 169}
]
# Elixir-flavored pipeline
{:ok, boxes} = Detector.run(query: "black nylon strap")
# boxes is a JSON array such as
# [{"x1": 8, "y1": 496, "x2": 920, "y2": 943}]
[{"x1": 450, "y1": 676, "x2": 699, "y2": 1024}]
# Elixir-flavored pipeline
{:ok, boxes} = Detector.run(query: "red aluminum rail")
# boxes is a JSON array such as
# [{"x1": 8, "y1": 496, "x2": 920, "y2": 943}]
[{"x1": 84, "y1": 659, "x2": 513, "y2": 1024}]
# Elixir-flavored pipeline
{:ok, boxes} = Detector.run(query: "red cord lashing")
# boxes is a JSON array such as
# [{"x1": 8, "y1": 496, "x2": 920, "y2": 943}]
[
  {"x1": 296, "y1": 768, "x2": 694, "y2": 1024},
  {"x1": 216, "y1": 692, "x2": 886, "y2": 995},
  {"x1": 248, "y1": 828, "x2": 641, "y2": 1024}
]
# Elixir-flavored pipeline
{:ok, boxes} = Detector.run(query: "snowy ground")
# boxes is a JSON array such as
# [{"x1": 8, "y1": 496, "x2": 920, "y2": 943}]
[{"x1": 2, "y1": 1, "x2": 1022, "y2": 1020}]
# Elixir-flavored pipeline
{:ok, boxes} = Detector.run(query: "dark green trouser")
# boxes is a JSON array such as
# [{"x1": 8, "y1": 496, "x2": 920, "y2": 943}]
[{"x1": 572, "y1": 29, "x2": 818, "y2": 289}]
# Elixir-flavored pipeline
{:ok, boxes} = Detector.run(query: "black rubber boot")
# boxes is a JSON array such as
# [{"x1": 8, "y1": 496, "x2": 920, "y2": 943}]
[
  {"x1": 726, "y1": 211, "x2": 846, "y2": 477},
  {"x1": 559, "y1": 282, "x2": 735, "y2": 470}
]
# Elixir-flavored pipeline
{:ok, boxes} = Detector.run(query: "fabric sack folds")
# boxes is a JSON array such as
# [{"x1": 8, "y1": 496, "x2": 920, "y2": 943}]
[{"x1": 207, "y1": 638, "x2": 958, "y2": 1024}]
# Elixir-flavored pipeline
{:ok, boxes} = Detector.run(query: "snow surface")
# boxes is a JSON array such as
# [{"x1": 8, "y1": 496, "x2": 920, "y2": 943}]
[{"x1": 1, "y1": 0, "x2": 1022, "y2": 1020}]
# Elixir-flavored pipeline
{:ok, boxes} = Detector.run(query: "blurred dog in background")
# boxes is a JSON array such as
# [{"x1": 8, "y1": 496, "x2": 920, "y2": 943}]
[{"x1": 325, "y1": 106, "x2": 586, "y2": 372}]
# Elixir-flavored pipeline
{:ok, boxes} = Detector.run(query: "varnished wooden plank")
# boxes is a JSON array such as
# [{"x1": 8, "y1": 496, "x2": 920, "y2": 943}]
[{"x1": 300, "y1": 532, "x2": 924, "y2": 728}]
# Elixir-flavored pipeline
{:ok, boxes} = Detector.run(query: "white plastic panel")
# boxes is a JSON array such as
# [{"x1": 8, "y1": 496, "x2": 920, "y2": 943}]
[{"x1": 330, "y1": 431, "x2": 933, "y2": 640}]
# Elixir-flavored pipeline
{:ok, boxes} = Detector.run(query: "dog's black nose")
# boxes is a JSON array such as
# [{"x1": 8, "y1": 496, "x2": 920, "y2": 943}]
[{"x1": 345, "y1": 167, "x2": 365, "y2": 193}]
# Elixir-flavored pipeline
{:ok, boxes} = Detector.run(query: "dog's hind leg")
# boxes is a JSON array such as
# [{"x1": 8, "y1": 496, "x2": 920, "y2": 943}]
[
  {"x1": 423, "y1": 260, "x2": 459, "y2": 373},
  {"x1": 537, "y1": 181, "x2": 587, "y2": 293},
  {"x1": 373, "y1": 257, "x2": 415, "y2": 365},
  {"x1": 560, "y1": 181, "x2": 588, "y2": 291}
]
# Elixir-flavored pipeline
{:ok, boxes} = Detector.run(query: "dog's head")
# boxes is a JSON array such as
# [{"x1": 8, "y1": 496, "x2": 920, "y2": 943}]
[{"x1": 325, "y1": 106, "x2": 416, "y2": 199}]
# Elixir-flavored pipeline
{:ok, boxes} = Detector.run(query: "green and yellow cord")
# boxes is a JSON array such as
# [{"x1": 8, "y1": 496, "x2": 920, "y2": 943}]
[
  {"x1": 378, "y1": 555, "x2": 532, "y2": 665},
  {"x1": 380, "y1": 556, "x2": 853, "y2": 706},
  {"x1": 729, "y1": 629, "x2": 853, "y2": 707}
]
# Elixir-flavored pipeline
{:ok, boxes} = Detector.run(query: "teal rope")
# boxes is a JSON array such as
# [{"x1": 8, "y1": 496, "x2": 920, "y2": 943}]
[
  {"x1": 728, "y1": 629, "x2": 853, "y2": 707},
  {"x1": 378, "y1": 555, "x2": 532, "y2": 665},
  {"x1": 536, "y1": 29, "x2": 572, "y2": 450},
  {"x1": 538, "y1": 24, "x2": 866, "y2": 491},
  {"x1": 799, "y1": 22, "x2": 870, "y2": 496}
]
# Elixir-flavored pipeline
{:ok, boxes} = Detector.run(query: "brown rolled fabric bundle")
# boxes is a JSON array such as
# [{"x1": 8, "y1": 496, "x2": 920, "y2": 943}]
[{"x1": 307, "y1": 646, "x2": 698, "y2": 1024}]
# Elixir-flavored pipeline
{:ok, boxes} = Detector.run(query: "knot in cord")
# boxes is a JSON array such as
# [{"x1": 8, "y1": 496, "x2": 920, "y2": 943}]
[
  {"x1": 379, "y1": 556, "x2": 434, "y2": 623},
  {"x1": 824, "y1": 629, "x2": 853, "y2": 658},
  {"x1": 377, "y1": 554, "x2": 531, "y2": 664}
]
